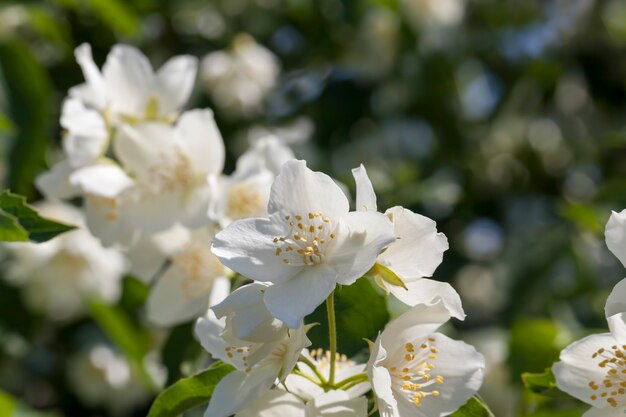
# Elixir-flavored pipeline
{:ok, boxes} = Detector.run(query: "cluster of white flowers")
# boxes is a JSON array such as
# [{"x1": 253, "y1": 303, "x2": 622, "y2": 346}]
[
  {"x1": 553, "y1": 209, "x2": 626, "y2": 417},
  {"x1": 196, "y1": 160, "x2": 485, "y2": 416},
  {"x1": 4, "y1": 41, "x2": 487, "y2": 416}
]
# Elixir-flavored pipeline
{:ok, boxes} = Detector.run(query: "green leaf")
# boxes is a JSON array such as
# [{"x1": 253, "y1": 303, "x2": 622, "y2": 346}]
[
  {"x1": 306, "y1": 278, "x2": 389, "y2": 356},
  {"x1": 0, "y1": 390, "x2": 16, "y2": 417},
  {"x1": 86, "y1": 0, "x2": 140, "y2": 36},
  {"x1": 522, "y1": 368, "x2": 565, "y2": 397},
  {"x1": 0, "y1": 40, "x2": 52, "y2": 199},
  {"x1": 450, "y1": 396, "x2": 495, "y2": 417},
  {"x1": 0, "y1": 389, "x2": 63, "y2": 417},
  {"x1": 87, "y1": 299, "x2": 156, "y2": 391},
  {"x1": 147, "y1": 361, "x2": 235, "y2": 417},
  {"x1": 0, "y1": 190, "x2": 75, "y2": 242},
  {"x1": 509, "y1": 319, "x2": 562, "y2": 379}
]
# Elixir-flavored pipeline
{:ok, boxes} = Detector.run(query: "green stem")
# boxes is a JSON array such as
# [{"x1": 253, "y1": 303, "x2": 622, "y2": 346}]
[
  {"x1": 326, "y1": 291, "x2": 337, "y2": 384},
  {"x1": 298, "y1": 355, "x2": 327, "y2": 385},
  {"x1": 292, "y1": 369, "x2": 322, "y2": 386},
  {"x1": 333, "y1": 372, "x2": 368, "y2": 389}
]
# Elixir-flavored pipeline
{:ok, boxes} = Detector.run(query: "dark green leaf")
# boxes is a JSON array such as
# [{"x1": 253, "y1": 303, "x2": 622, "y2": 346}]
[
  {"x1": 162, "y1": 322, "x2": 203, "y2": 385},
  {"x1": 147, "y1": 361, "x2": 235, "y2": 417},
  {"x1": 86, "y1": 0, "x2": 140, "y2": 36},
  {"x1": 522, "y1": 368, "x2": 566, "y2": 397},
  {"x1": 306, "y1": 278, "x2": 389, "y2": 356},
  {"x1": 509, "y1": 319, "x2": 562, "y2": 380},
  {"x1": 0, "y1": 190, "x2": 75, "y2": 242},
  {"x1": 450, "y1": 396, "x2": 495, "y2": 417}
]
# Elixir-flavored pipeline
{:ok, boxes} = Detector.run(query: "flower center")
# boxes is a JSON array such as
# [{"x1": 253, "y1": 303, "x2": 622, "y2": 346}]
[
  {"x1": 86, "y1": 195, "x2": 119, "y2": 221},
  {"x1": 308, "y1": 348, "x2": 354, "y2": 372},
  {"x1": 389, "y1": 337, "x2": 444, "y2": 407},
  {"x1": 149, "y1": 149, "x2": 196, "y2": 194},
  {"x1": 227, "y1": 185, "x2": 263, "y2": 220},
  {"x1": 588, "y1": 345, "x2": 626, "y2": 408},
  {"x1": 273, "y1": 212, "x2": 336, "y2": 266},
  {"x1": 225, "y1": 345, "x2": 252, "y2": 373}
]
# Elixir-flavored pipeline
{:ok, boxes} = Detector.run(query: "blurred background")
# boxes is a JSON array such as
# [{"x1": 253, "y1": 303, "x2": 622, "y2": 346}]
[{"x1": 1, "y1": 0, "x2": 626, "y2": 416}]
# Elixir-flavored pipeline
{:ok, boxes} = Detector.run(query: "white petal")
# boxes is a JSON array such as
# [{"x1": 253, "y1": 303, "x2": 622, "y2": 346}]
[
  {"x1": 179, "y1": 182, "x2": 213, "y2": 229},
  {"x1": 102, "y1": 44, "x2": 154, "y2": 117},
  {"x1": 121, "y1": 188, "x2": 182, "y2": 234},
  {"x1": 155, "y1": 55, "x2": 198, "y2": 116},
  {"x1": 368, "y1": 340, "x2": 400, "y2": 417},
  {"x1": 380, "y1": 300, "x2": 451, "y2": 354},
  {"x1": 35, "y1": 160, "x2": 79, "y2": 199},
  {"x1": 83, "y1": 194, "x2": 135, "y2": 247},
  {"x1": 194, "y1": 312, "x2": 229, "y2": 363},
  {"x1": 212, "y1": 283, "x2": 285, "y2": 343},
  {"x1": 606, "y1": 278, "x2": 626, "y2": 318},
  {"x1": 268, "y1": 160, "x2": 349, "y2": 220},
  {"x1": 74, "y1": 43, "x2": 107, "y2": 109},
  {"x1": 583, "y1": 407, "x2": 626, "y2": 417},
  {"x1": 113, "y1": 122, "x2": 177, "y2": 187},
  {"x1": 306, "y1": 390, "x2": 368, "y2": 417},
  {"x1": 263, "y1": 267, "x2": 337, "y2": 328},
  {"x1": 553, "y1": 333, "x2": 619, "y2": 407},
  {"x1": 70, "y1": 163, "x2": 133, "y2": 198},
  {"x1": 209, "y1": 276, "x2": 232, "y2": 307},
  {"x1": 176, "y1": 109, "x2": 225, "y2": 175},
  {"x1": 395, "y1": 333, "x2": 484, "y2": 417},
  {"x1": 328, "y1": 211, "x2": 395, "y2": 285},
  {"x1": 61, "y1": 98, "x2": 108, "y2": 167},
  {"x1": 212, "y1": 218, "x2": 298, "y2": 284},
  {"x1": 351, "y1": 164, "x2": 377, "y2": 212},
  {"x1": 236, "y1": 390, "x2": 305, "y2": 417},
  {"x1": 236, "y1": 135, "x2": 295, "y2": 177},
  {"x1": 388, "y1": 278, "x2": 465, "y2": 320},
  {"x1": 146, "y1": 264, "x2": 218, "y2": 327},
  {"x1": 606, "y1": 210, "x2": 626, "y2": 269},
  {"x1": 379, "y1": 206, "x2": 448, "y2": 279},
  {"x1": 205, "y1": 367, "x2": 277, "y2": 417}
]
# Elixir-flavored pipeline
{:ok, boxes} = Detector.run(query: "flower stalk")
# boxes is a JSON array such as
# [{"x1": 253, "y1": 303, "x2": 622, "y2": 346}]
[{"x1": 326, "y1": 291, "x2": 337, "y2": 385}]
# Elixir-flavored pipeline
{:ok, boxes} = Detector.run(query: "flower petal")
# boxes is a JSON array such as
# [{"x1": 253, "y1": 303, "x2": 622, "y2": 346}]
[
  {"x1": 176, "y1": 109, "x2": 225, "y2": 175},
  {"x1": 121, "y1": 188, "x2": 182, "y2": 234},
  {"x1": 73, "y1": 43, "x2": 107, "y2": 109},
  {"x1": 212, "y1": 218, "x2": 298, "y2": 284},
  {"x1": 155, "y1": 55, "x2": 198, "y2": 116},
  {"x1": 395, "y1": 332, "x2": 484, "y2": 417},
  {"x1": 268, "y1": 160, "x2": 349, "y2": 220},
  {"x1": 307, "y1": 390, "x2": 368, "y2": 417},
  {"x1": 70, "y1": 163, "x2": 134, "y2": 198},
  {"x1": 263, "y1": 267, "x2": 337, "y2": 328},
  {"x1": 606, "y1": 278, "x2": 626, "y2": 318},
  {"x1": 553, "y1": 333, "x2": 619, "y2": 407},
  {"x1": 194, "y1": 312, "x2": 229, "y2": 363},
  {"x1": 60, "y1": 98, "x2": 108, "y2": 167},
  {"x1": 351, "y1": 164, "x2": 377, "y2": 212},
  {"x1": 102, "y1": 45, "x2": 154, "y2": 117},
  {"x1": 388, "y1": 278, "x2": 465, "y2": 320},
  {"x1": 235, "y1": 390, "x2": 305, "y2": 417},
  {"x1": 204, "y1": 367, "x2": 277, "y2": 417},
  {"x1": 379, "y1": 206, "x2": 448, "y2": 279},
  {"x1": 582, "y1": 406, "x2": 626, "y2": 417},
  {"x1": 35, "y1": 160, "x2": 79, "y2": 200},
  {"x1": 328, "y1": 211, "x2": 395, "y2": 285},
  {"x1": 368, "y1": 339, "x2": 400, "y2": 417},
  {"x1": 606, "y1": 210, "x2": 626, "y2": 269}
]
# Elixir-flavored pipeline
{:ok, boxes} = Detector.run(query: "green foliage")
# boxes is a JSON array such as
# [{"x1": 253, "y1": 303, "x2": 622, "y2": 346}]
[
  {"x1": 0, "y1": 389, "x2": 63, "y2": 417},
  {"x1": 147, "y1": 361, "x2": 235, "y2": 417},
  {"x1": 0, "y1": 40, "x2": 52, "y2": 199},
  {"x1": 0, "y1": 190, "x2": 75, "y2": 242},
  {"x1": 306, "y1": 277, "x2": 389, "y2": 356},
  {"x1": 86, "y1": 0, "x2": 140, "y2": 37},
  {"x1": 522, "y1": 368, "x2": 562, "y2": 397},
  {"x1": 161, "y1": 322, "x2": 203, "y2": 385},
  {"x1": 450, "y1": 396, "x2": 495, "y2": 417},
  {"x1": 509, "y1": 319, "x2": 563, "y2": 380}
]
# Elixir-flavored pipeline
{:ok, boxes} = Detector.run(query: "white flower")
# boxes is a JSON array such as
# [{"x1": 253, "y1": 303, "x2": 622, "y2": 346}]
[
  {"x1": 367, "y1": 300, "x2": 484, "y2": 417},
  {"x1": 77, "y1": 109, "x2": 225, "y2": 234},
  {"x1": 1, "y1": 201, "x2": 126, "y2": 321},
  {"x1": 146, "y1": 227, "x2": 232, "y2": 327},
  {"x1": 352, "y1": 165, "x2": 464, "y2": 319},
  {"x1": 235, "y1": 389, "x2": 368, "y2": 417},
  {"x1": 201, "y1": 34, "x2": 280, "y2": 118},
  {"x1": 551, "y1": 212, "x2": 626, "y2": 416},
  {"x1": 67, "y1": 344, "x2": 165, "y2": 415},
  {"x1": 236, "y1": 134, "x2": 296, "y2": 177},
  {"x1": 284, "y1": 348, "x2": 370, "y2": 400},
  {"x1": 212, "y1": 159, "x2": 396, "y2": 328},
  {"x1": 194, "y1": 310, "x2": 312, "y2": 417},
  {"x1": 72, "y1": 43, "x2": 197, "y2": 122}
]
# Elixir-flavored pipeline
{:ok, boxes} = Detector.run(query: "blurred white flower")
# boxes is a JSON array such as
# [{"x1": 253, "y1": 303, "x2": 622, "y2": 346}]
[
  {"x1": 146, "y1": 227, "x2": 232, "y2": 327},
  {"x1": 367, "y1": 300, "x2": 484, "y2": 417},
  {"x1": 194, "y1": 310, "x2": 312, "y2": 417},
  {"x1": 201, "y1": 34, "x2": 280, "y2": 118},
  {"x1": 401, "y1": 0, "x2": 465, "y2": 30},
  {"x1": 67, "y1": 344, "x2": 164, "y2": 415},
  {"x1": 212, "y1": 159, "x2": 396, "y2": 328},
  {"x1": 352, "y1": 165, "x2": 464, "y2": 319},
  {"x1": 235, "y1": 389, "x2": 368, "y2": 417},
  {"x1": 2, "y1": 201, "x2": 126, "y2": 321}
]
